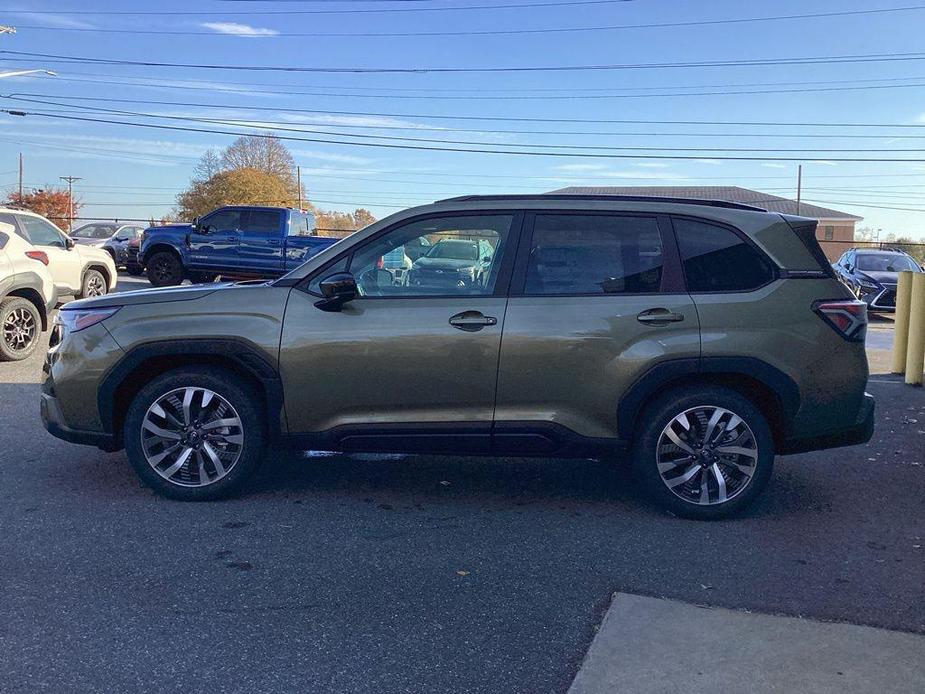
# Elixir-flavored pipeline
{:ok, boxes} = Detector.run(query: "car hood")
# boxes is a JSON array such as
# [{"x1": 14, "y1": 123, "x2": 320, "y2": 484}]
[
  {"x1": 65, "y1": 280, "x2": 269, "y2": 309},
  {"x1": 413, "y1": 257, "x2": 476, "y2": 271},
  {"x1": 858, "y1": 270, "x2": 898, "y2": 285}
]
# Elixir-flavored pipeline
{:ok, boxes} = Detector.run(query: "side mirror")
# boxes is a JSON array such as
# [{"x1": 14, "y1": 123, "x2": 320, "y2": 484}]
[
  {"x1": 315, "y1": 272, "x2": 358, "y2": 312},
  {"x1": 483, "y1": 255, "x2": 492, "y2": 263},
  {"x1": 844, "y1": 263, "x2": 852, "y2": 272},
  {"x1": 65, "y1": 236, "x2": 76, "y2": 250}
]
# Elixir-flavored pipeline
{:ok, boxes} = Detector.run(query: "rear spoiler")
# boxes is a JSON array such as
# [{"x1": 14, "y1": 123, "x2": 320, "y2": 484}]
[{"x1": 779, "y1": 214, "x2": 837, "y2": 279}]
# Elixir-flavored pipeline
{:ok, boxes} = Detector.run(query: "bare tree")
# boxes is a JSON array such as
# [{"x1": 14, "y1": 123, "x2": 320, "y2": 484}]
[
  {"x1": 193, "y1": 149, "x2": 223, "y2": 182},
  {"x1": 221, "y1": 135, "x2": 295, "y2": 184}
]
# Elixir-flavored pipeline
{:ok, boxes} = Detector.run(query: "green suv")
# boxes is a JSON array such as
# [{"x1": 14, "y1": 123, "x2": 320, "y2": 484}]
[{"x1": 41, "y1": 195, "x2": 874, "y2": 518}]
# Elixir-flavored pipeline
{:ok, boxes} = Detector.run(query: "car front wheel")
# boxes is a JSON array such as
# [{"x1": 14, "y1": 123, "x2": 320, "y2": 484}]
[
  {"x1": 80, "y1": 269, "x2": 108, "y2": 298},
  {"x1": 123, "y1": 367, "x2": 266, "y2": 500},
  {"x1": 632, "y1": 385, "x2": 774, "y2": 519}
]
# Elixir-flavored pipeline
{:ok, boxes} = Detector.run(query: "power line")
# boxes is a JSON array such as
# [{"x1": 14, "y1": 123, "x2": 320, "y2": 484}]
[
  {"x1": 14, "y1": 92, "x2": 925, "y2": 139},
  {"x1": 5, "y1": 96, "x2": 919, "y2": 130},
  {"x1": 14, "y1": 96, "x2": 925, "y2": 154},
  {"x1": 9, "y1": 108, "x2": 925, "y2": 163},
  {"x1": 7, "y1": 49, "x2": 925, "y2": 74},
  {"x1": 14, "y1": 5, "x2": 925, "y2": 38},
  {"x1": 0, "y1": 0, "x2": 633, "y2": 16}
]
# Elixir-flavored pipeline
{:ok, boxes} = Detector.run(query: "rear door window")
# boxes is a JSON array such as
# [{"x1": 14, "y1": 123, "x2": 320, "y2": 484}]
[
  {"x1": 674, "y1": 218, "x2": 775, "y2": 292},
  {"x1": 523, "y1": 214, "x2": 664, "y2": 295},
  {"x1": 242, "y1": 209, "x2": 282, "y2": 234}
]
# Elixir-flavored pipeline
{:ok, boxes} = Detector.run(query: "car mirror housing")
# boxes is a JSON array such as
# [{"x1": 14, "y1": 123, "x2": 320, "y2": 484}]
[
  {"x1": 65, "y1": 236, "x2": 76, "y2": 250},
  {"x1": 315, "y1": 272, "x2": 358, "y2": 312}
]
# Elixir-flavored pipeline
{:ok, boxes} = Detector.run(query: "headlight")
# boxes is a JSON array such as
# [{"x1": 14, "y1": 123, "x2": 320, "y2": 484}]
[{"x1": 56, "y1": 307, "x2": 120, "y2": 334}]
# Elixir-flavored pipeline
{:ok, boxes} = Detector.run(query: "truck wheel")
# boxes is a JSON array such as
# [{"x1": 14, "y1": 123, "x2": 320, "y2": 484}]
[
  {"x1": 146, "y1": 251, "x2": 184, "y2": 287},
  {"x1": 123, "y1": 367, "x2": 267, "y2": 501},
  {"x1": 1, "y1": 297, "x2": 42, "y2": 361}
]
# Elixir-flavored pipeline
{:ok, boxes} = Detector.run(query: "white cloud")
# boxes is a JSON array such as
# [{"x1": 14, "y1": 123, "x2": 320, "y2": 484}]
[
  {"x1": 289, "y1": 149, "x2": 371, "y2": 165},
  {"x1": 808, "y1": 160, "x2": 839, "y2": 167},
  {"x1": 692, "y1": 159, "x2": 723, "y2": 166},
  {"x1": 14, "y1": 12, "x2": 95, "y2": 29},
  {"x1": 553, "y1": 164, "x2": 611, "y2": 172},
  {"x1": 634, "y1": 162, "x2": 671, "y2": 169},
  {"x1": 201, "y1": 22, "x2": 279, "y2": 37},
  {"x1": 761, "y1": 163, "x2": 787, "y2": 169}
]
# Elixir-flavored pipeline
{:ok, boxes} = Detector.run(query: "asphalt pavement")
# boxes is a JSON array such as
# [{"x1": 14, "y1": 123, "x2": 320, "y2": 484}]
[{"x1": 0, "y1": 275, "x2": 922, "y2": 693}]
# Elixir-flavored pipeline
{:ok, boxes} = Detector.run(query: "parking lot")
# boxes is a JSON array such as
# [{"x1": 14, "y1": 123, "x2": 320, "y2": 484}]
[{"x1": 0, "y1": 272, "x2": 922, "y2": 693}]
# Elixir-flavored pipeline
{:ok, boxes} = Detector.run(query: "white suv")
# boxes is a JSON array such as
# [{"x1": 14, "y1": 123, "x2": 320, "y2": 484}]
[
  {"x1": 0, "y1": 221, "x2": 56, "y2": 360},
  {"x1": 0, "y1": 208, "x2": 117, "y2": 299}
]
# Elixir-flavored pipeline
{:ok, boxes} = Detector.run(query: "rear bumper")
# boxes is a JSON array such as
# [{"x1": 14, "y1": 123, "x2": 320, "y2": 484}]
[{"x1": 779, "y1": 393, "x2": 875, "y2": 455}]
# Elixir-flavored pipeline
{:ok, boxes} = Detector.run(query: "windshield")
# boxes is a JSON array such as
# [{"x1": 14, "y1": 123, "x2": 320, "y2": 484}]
[
  {"x1": 856, "y1": 254, "x2": 919, "y2": 272},
  {"x1": 71, "y1": 224, "x2": 117, "y2": 240},
  {"x1": 425, "y1": 241, "x2": 478, "y2": 261}
]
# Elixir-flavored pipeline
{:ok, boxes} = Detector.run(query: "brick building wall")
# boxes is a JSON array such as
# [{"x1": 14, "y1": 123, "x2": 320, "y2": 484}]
[{"x1": 815, "y1": 219, "x2": 857, "y2": 261}]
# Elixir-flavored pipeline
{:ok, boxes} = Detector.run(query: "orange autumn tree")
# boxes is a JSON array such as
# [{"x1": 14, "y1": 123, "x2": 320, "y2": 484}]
[{"x1": 6, "y1": 188, "x2": 81, "y2": 231}]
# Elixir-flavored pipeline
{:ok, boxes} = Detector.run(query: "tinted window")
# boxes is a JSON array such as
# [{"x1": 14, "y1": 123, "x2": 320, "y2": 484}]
[
  {"x1": 525, "y1": 215, "x2": 663, "y2": 295},
  {"x1": 856, "y1": 253, "x2": 919, "y2": 273},
  {"x1": 243, "y1": 210, "x2": 281, "y2": 234},
  {"x1": 675, "y1": 219, "x2": 775, "y2": 292},
  {"x1": 201, "y1": 209, "x2": 242, "y2": 232},
  {"x1": 17, "y1": 215, "x2": 66, "y2": 248},
  {"x1": 71, "y1": 223, "x2": 116, "y2": 239},
  {"x1": 346, "y1": 214, "x2": 512, "y2": 297}
]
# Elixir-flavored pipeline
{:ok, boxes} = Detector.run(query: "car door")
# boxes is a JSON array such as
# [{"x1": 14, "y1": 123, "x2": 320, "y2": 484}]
[
  {"x1": 14, "y1": 214, "x2": 83, "y2": 293},
  {"x1": 189, "y1": 208, "x2": 242, "y2": 269},
  {"x1": 493, "y1": 211, "x2": 700, "y2": 452},
  {"x1": 236, "y1": 209, "x2": 284, "y2": 275},
  {"x1": 279, "y1": 212, "x2": 521, "y2": 452}
]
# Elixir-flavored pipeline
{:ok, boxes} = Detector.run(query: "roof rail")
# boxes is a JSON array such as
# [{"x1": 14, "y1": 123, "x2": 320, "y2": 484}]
[{"x1": 435, "y1": 193, "x2": 768, "y2": 212}]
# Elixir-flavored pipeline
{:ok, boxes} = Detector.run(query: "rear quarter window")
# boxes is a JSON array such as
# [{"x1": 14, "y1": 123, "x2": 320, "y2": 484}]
[{"x1": 674, "y1": 218, "x2": 775, "y2": 293}]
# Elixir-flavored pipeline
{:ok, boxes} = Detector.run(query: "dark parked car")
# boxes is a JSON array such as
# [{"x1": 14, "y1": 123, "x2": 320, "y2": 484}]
[
  {"x1": 408, "y1": 238, "x2": 494, "y2": 290},
  {"x1": 42, "y1": 194, "x2": 873, "y2": 519},
  {"x1": 833, "y1": 248, "x2": 923, "y2": 312}
]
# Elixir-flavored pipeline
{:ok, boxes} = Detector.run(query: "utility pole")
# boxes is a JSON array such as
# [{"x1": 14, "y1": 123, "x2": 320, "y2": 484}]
[
  {"x1": 796, "y1": 164, "x2": 802, "y2": 216},
  {"x1": 18, "y1": 153, "x2": 22, "y2": 199},
  {"x1": 296, "y1": 166, "x2": 302, "y2": 209},
  {"x1": 59, "y1": 176, "x2": 82, "y2": 232}
]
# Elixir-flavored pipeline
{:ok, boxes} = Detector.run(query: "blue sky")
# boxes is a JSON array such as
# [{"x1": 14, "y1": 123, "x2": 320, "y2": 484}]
[{"x1": 2, "y1": 0, "x2": 925, "y2": 239}]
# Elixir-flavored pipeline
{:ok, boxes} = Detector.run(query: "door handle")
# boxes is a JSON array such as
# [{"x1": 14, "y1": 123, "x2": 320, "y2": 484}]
[
  {"x1": 637, "y1": 308, "x2": 685, "y2": 324},
  {"x1": 449, "y1": 310, "x2": 498, "y2": 332}
]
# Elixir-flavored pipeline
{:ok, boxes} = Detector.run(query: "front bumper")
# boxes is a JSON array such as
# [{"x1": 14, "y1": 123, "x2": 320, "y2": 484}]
[
  {"x1": 779, "y1": 392, "x2": 875, "y2": 455},
  {"x1": 41, "y1": 385, "x2": 119, "y2": 451},
  {"x1": 859, "y1": 284, "x2": 897, "y2": 313}
]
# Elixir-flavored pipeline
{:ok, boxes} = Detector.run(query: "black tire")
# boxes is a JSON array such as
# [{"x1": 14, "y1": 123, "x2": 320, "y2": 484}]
[
  {"x1": 631, "y1": 385, "x2": 774, "y2": 520},
  {"x1": 146, "y1": 251, "x2": 184, "y2": 287},
  {"x1": 0, "y1": 296, "x2": 42, "y2": 361},
  {"x1": 123, "y1": 367, "x2": 267, "y2": 501},
  {"x1": 79, "y1": 268, "x2": 108, "y2": 298}
]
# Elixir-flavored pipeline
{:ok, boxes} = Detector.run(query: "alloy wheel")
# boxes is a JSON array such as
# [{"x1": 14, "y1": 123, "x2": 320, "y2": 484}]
[
  {"x1": 655, "y1": 406, "x2": 759, "y2": 506},
  {"x1": 3, "y1": 307, "x2": 37, "y2": 354},
  {"x1": 86, "y1": 274, "x2": 106, "y2": 297},
  {"x1": 140, "y1": 387, "x2": 245, "y2": 487}
]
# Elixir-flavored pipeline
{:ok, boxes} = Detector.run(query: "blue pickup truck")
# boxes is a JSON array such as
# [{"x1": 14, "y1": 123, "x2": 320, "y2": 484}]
[{"x1": 140, "y1": 206, "x2": 339, "y2": 287}]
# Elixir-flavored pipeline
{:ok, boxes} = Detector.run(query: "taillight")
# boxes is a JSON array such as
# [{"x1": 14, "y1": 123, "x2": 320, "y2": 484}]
[
  {"x1": 813, "y1": 299, "x2": 867, "y2": 342},
  {"x1": 25, "y1": 250, "x2": 49, "y2": 266}
]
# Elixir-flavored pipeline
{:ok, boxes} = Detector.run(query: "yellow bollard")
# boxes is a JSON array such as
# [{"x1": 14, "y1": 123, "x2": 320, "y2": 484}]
[
  {"x1": 905, "y1": 273, "x2": 925, "y2": 386},
  {"x1": 892, "y1": 271, "x2": 914, "y2": 374}
]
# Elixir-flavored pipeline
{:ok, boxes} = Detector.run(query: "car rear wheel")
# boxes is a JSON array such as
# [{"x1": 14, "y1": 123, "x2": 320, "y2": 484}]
[
  {"x1": 123, "y1": 367, "x2": 266, "y2": 500},
  {"x1": 0, "y1": 297, "x2": 41, "y2": 361},
  {"x1": 80, "y1": 269, "x2": 108, "y2": 298},
  {"x1": 632, "y1": 385, "x2": 774, "y2": 519},
  {"x1": 146, "y1": 251, "x2": 184, "y2": 287}
]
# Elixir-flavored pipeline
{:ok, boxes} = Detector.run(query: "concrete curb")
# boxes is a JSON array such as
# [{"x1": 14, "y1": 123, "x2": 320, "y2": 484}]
[{"x1": 569, "y1": 593, "x2": 925, "y2": 694}]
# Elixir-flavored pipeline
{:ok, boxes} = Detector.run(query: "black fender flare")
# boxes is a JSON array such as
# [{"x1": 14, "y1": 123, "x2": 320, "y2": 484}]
[
  {"x1": 98, "y1": 338, "x2": 284, "y2": 441},
  {"x1": 616, "y1": 357, "x2": 800, "y2": 441}
]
